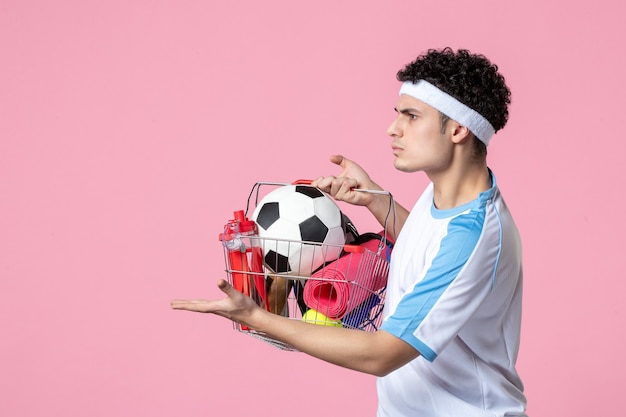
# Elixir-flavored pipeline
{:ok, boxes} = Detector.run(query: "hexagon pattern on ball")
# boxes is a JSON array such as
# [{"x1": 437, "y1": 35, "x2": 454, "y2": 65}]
[{"x1": 251, "y1": 185, "x2": 346, "y2": 276}]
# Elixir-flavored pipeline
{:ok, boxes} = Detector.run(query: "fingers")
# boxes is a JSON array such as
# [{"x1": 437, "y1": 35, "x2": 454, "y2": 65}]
[
  {"x1": 170, "y1": 299, "x2": 214, "y2": 313},
  {"x1": 311, "y1": 175, "x2": 334, "y2": 192},
  {"x1": 313, "y1": 154, "x2": 373, "y2": 206},
  {"x1": 329, "y1": 177, "x2": 358, "y2": 198},
  {"x1": 312, "y1": 155, "x2": 352, "y2": 191},
  {"x1": 312, "y1": 176, "x2": 353, "y2": 197},
  {"x1": 170, "y1": 279, "x2": 235, "y2": 313},
  {"x1": 310, "y1": 176, "x2": 324, "y2": 188},
  {"x1": 312, "y1": 155, "x2": 346, "y2": 189}
]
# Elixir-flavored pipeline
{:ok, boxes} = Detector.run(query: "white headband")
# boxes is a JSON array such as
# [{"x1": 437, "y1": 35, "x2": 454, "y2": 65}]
[{"x1": 399, "y1": 80, "x2": 495, "y2": 145}]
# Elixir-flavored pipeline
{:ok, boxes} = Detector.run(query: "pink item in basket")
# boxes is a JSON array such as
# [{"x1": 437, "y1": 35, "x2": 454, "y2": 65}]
[{"x1": 303, "y1": 235, "x2": 389, "y2": 320}]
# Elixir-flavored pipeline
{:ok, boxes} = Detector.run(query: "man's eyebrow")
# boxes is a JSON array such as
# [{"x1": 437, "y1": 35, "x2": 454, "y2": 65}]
[{"x1": 394, "y1": 107, "x2": 421, "y2": 115}]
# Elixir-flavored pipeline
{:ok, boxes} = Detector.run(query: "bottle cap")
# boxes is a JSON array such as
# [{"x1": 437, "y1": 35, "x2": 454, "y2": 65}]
[{"x1": 233, "y1": 210, "x2": 256, "y2": 233}]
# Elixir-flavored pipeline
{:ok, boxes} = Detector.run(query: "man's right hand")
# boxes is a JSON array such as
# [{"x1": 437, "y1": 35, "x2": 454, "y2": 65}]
[{"x1": 311, "y1": 155, "x2": 382, "y2": 207}]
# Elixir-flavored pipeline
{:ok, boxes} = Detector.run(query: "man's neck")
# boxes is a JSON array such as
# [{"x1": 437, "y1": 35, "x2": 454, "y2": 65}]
[{"x1": 428, "y1": 162, "x2": 491, "y2": 210}]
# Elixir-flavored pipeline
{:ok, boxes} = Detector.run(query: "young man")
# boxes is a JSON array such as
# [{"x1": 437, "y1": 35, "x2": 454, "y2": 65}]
[{"x1": 172, "y1": 48, "x2": 527, "y2": 416}]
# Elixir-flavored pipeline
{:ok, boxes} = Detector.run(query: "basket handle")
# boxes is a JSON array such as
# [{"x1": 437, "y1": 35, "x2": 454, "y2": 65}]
[{"x1": 292, "y1": 179, "x2": 313, "y2": 185}]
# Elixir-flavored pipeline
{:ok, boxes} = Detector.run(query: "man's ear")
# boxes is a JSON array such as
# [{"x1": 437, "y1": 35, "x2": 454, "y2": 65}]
[{"x1": 450, "y1": 123, "x2": 472, "y2": 144}]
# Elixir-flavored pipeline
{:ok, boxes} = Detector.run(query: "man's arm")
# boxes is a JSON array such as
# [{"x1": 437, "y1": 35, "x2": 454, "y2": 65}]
[{"x1": 172, "y1": 279, "x2": 419, "y2": 376}]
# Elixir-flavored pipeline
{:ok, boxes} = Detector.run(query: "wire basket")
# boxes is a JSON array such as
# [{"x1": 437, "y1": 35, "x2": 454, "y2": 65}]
[{"x1": 220, "y1": 181, "x2": 394, "y2": 351}]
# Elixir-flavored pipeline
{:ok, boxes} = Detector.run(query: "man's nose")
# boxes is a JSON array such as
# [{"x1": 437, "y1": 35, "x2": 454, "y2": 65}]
[{"x1": 386, "y1": 116, "x2": 401, "y2": 138}]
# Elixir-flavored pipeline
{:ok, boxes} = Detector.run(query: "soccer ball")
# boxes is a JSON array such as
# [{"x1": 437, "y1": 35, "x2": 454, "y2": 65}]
[{"x1": 251, "y1": 185, "x2": 347, "y2": 276}]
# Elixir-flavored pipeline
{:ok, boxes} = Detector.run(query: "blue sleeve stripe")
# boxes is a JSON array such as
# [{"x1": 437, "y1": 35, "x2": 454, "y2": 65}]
[
  {"x1": 382, "y1": 209, "x2": 486, "y2": 357},
  {"x1": 381, "y1": 324, "x2": 438, "y2": 361}
]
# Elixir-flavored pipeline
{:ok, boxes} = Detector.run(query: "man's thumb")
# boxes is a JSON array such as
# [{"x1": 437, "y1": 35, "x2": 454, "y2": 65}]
[
  {"x1": 217, "y1": 279, "x2": 234, "y2": 295},
  {"x1": 329, "y1": 154, "x2": 347, "y2": 167}
]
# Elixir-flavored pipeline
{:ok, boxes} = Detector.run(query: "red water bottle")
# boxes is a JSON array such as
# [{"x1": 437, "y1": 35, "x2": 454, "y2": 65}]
[{"x1": 219, "y1": 211, "x2": 265, "y2": 305}]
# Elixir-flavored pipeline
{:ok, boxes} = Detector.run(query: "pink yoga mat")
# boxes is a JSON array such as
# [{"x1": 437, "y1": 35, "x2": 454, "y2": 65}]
[{"x1": 303, "y1": 237, "x2": 389, "y2": 319}]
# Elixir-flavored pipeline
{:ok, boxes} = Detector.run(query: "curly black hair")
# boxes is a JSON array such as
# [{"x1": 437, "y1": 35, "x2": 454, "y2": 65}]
[{"x1": 397, "y1": 48, "x2": 511, "y2": 133}]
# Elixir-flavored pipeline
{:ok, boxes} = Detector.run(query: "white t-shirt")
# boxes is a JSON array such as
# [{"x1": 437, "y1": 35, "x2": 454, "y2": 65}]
[{"x1": 378, "y1": 173, "x2": 527, "y2": 417}]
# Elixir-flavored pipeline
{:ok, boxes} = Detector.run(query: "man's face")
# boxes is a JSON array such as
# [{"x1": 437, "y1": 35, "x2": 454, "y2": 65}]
[{"x1": 387, "y1": 94, "x2": 454, "y2": 175}]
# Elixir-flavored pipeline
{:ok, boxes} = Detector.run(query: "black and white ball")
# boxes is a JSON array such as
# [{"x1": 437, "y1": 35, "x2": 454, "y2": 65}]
[{"x1": 251, "y1": 185, "x2": 346, "y2": 276}]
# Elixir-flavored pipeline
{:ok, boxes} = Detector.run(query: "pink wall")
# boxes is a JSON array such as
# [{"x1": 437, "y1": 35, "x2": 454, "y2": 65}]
[{"x1": 2, "y1": 1, "x2": 624, "y2": 415}]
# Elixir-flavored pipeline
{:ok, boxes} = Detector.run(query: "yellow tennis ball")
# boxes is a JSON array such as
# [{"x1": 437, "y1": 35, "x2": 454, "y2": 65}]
[{"x1": 302, "y1": 309, "x2": 342, "y2": 327}]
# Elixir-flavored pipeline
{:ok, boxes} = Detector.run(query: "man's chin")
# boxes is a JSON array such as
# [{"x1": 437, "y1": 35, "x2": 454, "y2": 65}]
[{"x1": 393, "y1": 159, "x2": 416, "y2": 173}]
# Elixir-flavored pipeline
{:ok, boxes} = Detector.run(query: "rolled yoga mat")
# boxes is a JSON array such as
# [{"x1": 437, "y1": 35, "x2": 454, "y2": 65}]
[{"x1": 302, "y1": 236, "x2": 389, "y2": 320}]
